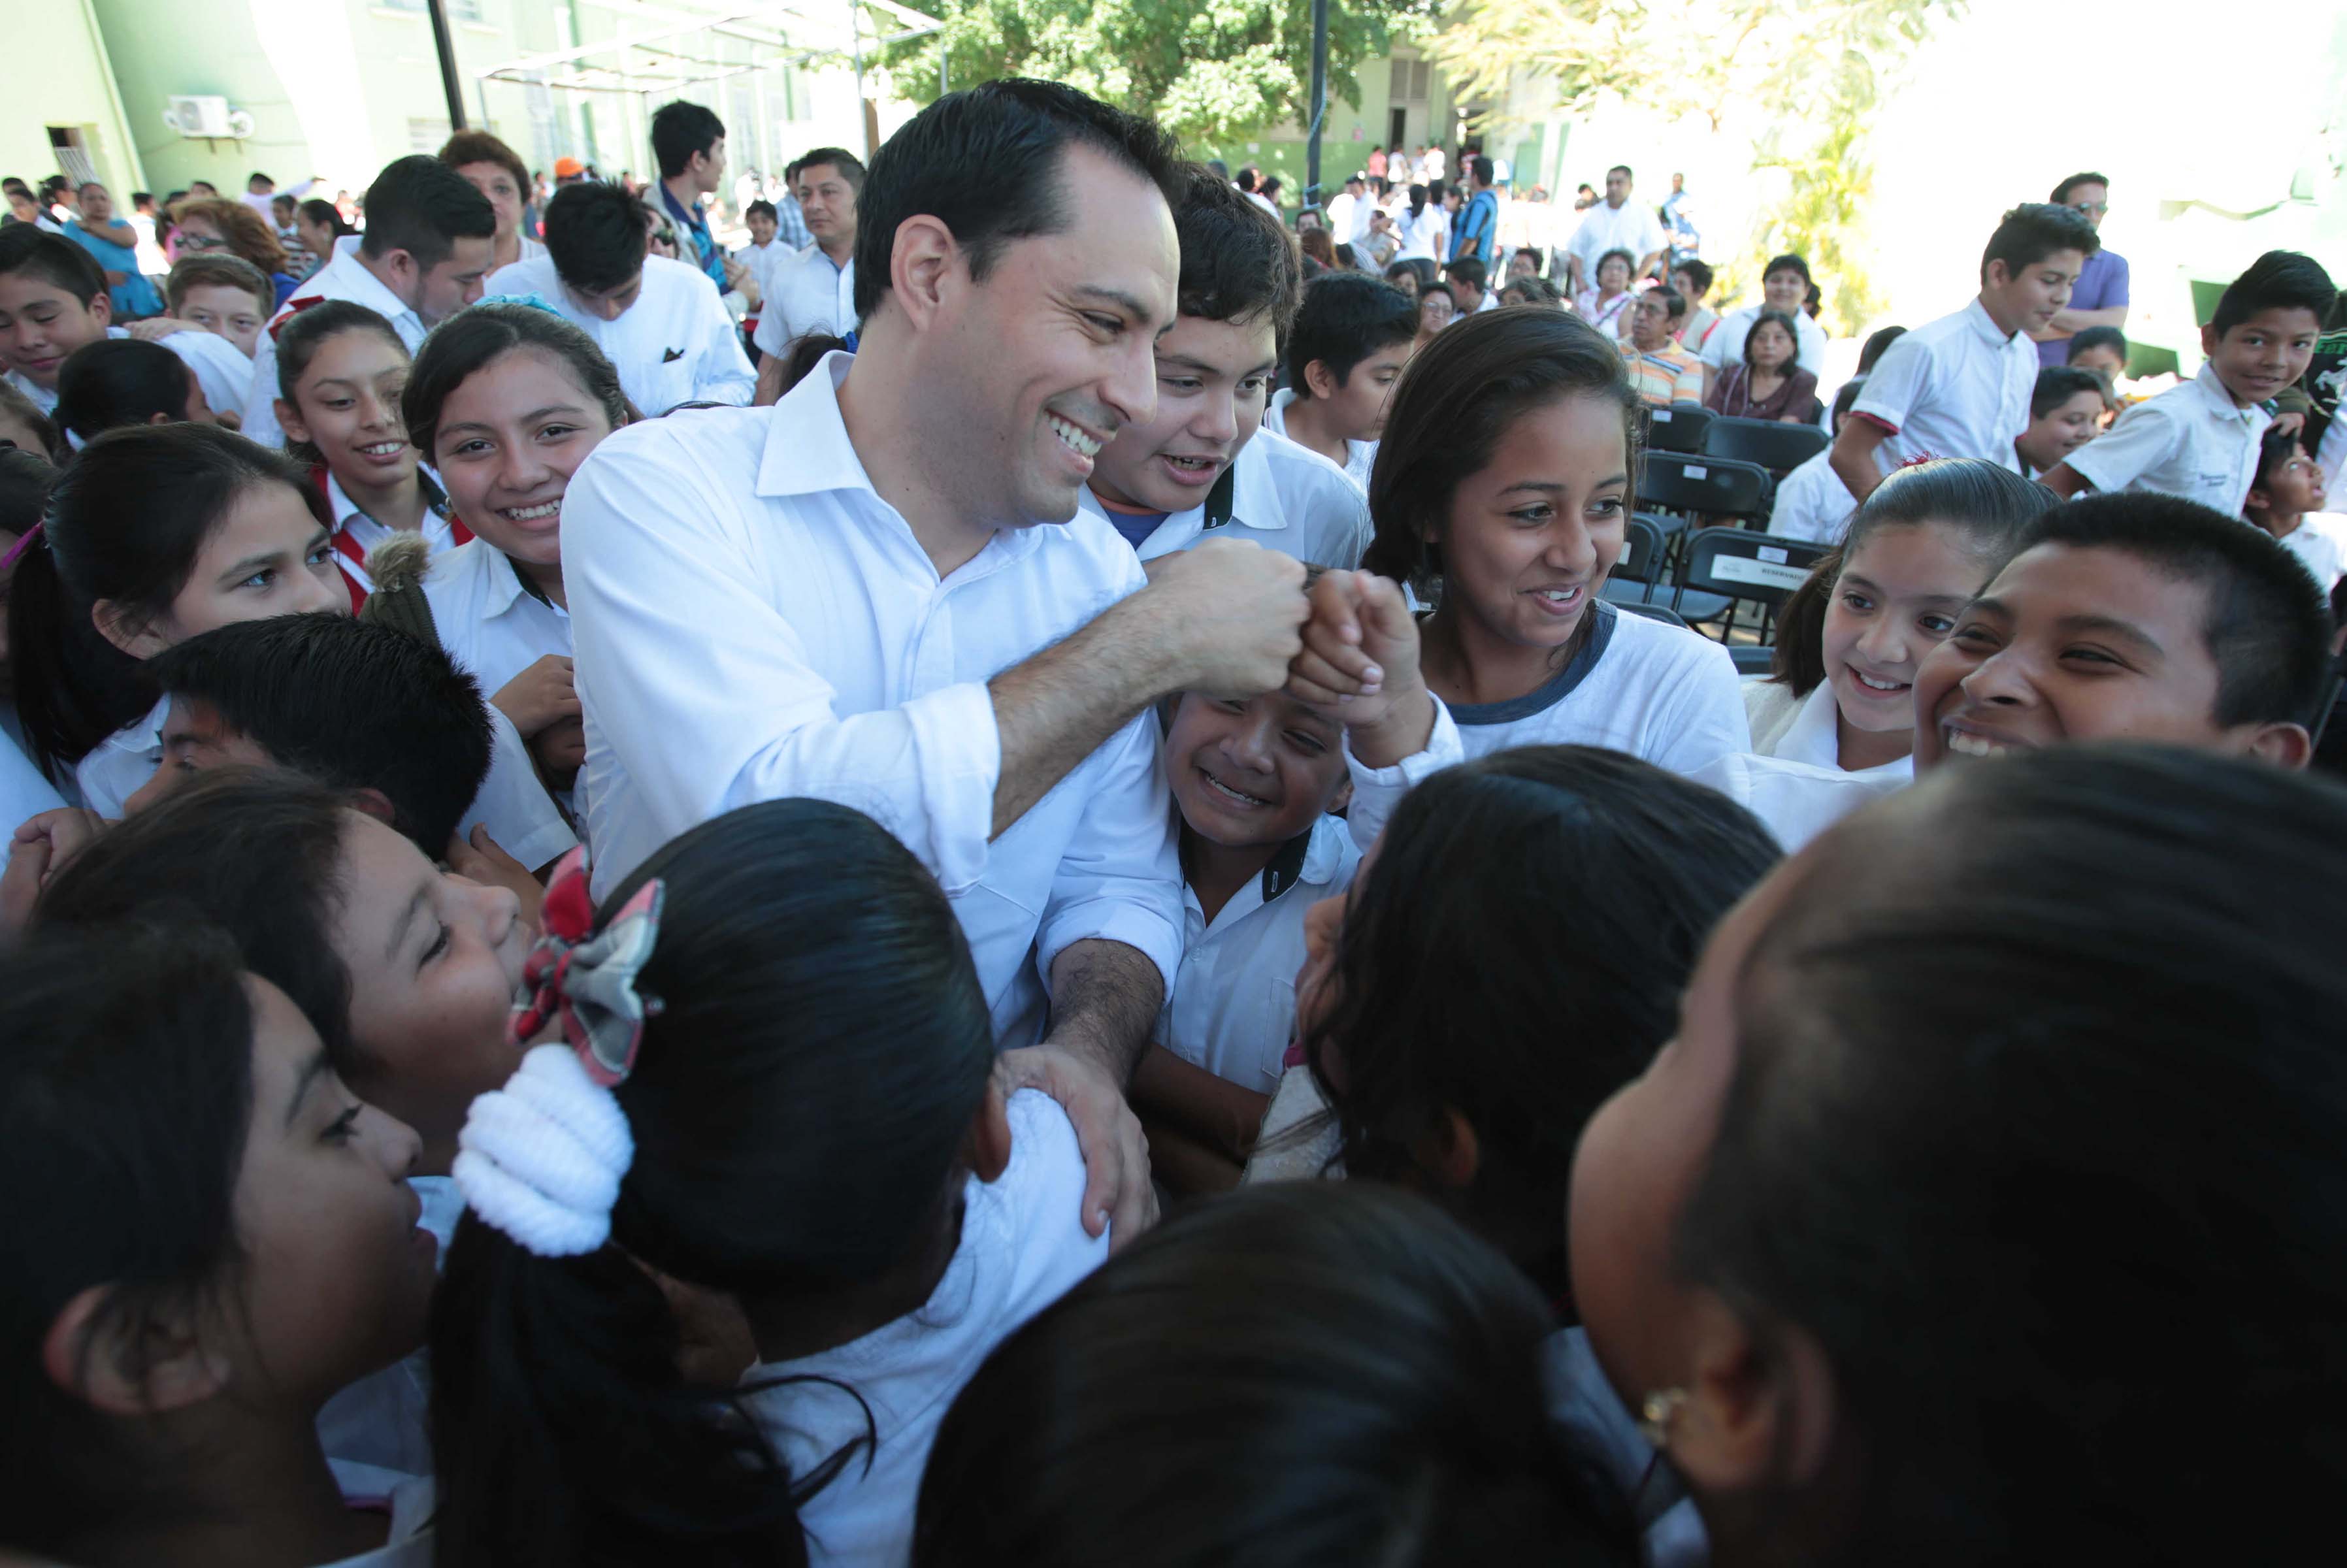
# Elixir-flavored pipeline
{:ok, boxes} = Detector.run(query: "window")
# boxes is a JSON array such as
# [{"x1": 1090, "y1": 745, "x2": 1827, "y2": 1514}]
[
  {"x1": 46, "y1": 127, "x2": 97, "y2": 188},
  {"x1": 383, "y1": 0, "x2": 485, "y2": 23}
]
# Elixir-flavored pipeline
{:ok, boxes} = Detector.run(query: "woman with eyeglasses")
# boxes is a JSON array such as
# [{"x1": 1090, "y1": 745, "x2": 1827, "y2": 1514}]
[
  {"x1": 2035, "y1": 172, "x2": 2129, "y2": 367},
  {"x1": 167, "y1": 197, "x2": 302, "y2": 308}
]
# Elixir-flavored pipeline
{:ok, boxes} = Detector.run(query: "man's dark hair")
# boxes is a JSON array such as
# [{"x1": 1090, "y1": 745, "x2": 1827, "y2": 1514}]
[
  {"x1": 792, "y1": 148, "x2": 868, "y2": 193},
  {"x1": 1287, "y1": 272, "x2": 1417, "y2": 399},
  {"x1": 649, "y1": 100, "x2": 726, "y2": 180},
  {"x1": 851, "y1": 78, "x2": 1183, "y2": 320},
  {"x1": 2211, "y1": 251, "x2": 2337, "y2": 337},
  {"x1": 357, "y1": 154, "x2": 495, "y2": 272},
  {"x1": 1469, "y1": 155, "x2": 1495, "y2": 189},
  {"x1": 746, "y1": 199, "x2": 778, "y2": 223},
  {"x1": 1445, "y1": 255, "x2": 1488, "y2": 292},
  {"x1": 2049, "y1": 171, "x2": 2109, "y2": 205},
  {"x1": 1174, "y1": 166, "x2": 1302, "y2": 346},
  {"x1": 1234, "y1": 165, "x2": 1260, "y2": 192},
  {"x1": 542, "y1": 180, "x2": 650, "y2": 295},
  {"x1": 2015, "y1": 493, "x2": 2334, "y2": 729},
  {"x1": 130, "y1": 191, "x2": 153, "y2": 210},
  {"x1": 1511, "y1": 245, "x2": 1543, "y2": 275},
  {"x1": 1344, "y1": 174, "x2": 1364, "y2": 189},
  {"x1": 1980, "y1": 203, "x2": 2100, "y2": 285},
  {"x1": 1607, "y1": 163, "x2": 1632, "y2": 180},
  {"x1": 2067, "y1": 323, "x2": 2128, "y2": 365},
  {"x1": 0, "y1": 226, "x2": 105, "y2": 304},
  {"x1": 1646, "y1": 284, "x2": 1686, "y2": 321},
  {"x1": 1673, "y1": 257, "x2": 1714, "y2": 295},
  {"x1": 144, "y1": 613, "x2": 495, "y2": 854},
  {"x1": 1762, "y1": 253, "x2": 1811, "y2": 286},
  {"x1": 248, "y1": 172, "x2": 274, "y2": 189}
]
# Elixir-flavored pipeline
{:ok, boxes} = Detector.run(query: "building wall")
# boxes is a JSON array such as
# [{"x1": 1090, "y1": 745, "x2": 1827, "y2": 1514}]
[{"x1": 1, "y1": 0, "x2": 144, "y2": 195}]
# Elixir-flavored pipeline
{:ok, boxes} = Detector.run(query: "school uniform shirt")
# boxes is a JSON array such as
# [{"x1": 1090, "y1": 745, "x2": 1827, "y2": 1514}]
[
  {"x1": 1689, "y1": 748, "x2": 1905, "y2": 854},
  {"x1": 563, "y1": 352, "x2": 1183, "y2": 1044},
  {"x1": 323, "y1": 470, "x2": 468, "y2": 610},
  {"x1": 485, "y1": 253, "x2": 753, "y2": 415},
  {"x1": 1699, "y1": 302, "x2": 1831, "y2": 379},
  {"x1": 1340, "y1": 600, "x2": 1751, "y2": 850},
  {"x1": 2060, "y1": 363, "x2": 2273, "y2": 514},
  {"x1": 1263, "y1": 387, "x2": 1375, "y2": 492},
  {"x1": 323, "y1": 1461, "x2": 435, "y2": 1568},
  {"x1": 1164, "y1": 815, "x2": 1359, "y2": 1096},
  {"x1": 1563, "y1": 199, "x2": 1667, "y2": 286},
  {"x1": 4, "y1": 325, "x2": 252, "y2": 419},
  {"x1": 740, "y1": 1090, "x2": 1108, "y2": 1568},
  {"x1": 2278, "y1": 512, "x2": 2347, "y2": 593},
  {"x1": 242, "y1": 237, "x2": 428, "y2": 451},
  {"x1": 1765, "y1": 446, "x2": 1859, "y2": 544},
  {"x1": 733, "y1": 237, "x2": 795, "y2": 306},
  {"x1": 1075, "y1": 427, "x2": 1371, "y2": 569},
  {"x1": 1848, "y1": 299, "x2": 2037, "y2": 478},
  {"x1": 1744, "y1": 678, "x2": 1917, "y2": 785},
  {"x1": 749, "y1": 242, "x2": 856, "y2": 359},
  {"x1": 419, "y1": 539, "x2": 572, "y2": 698},
  {"x1": 1545, "y1": 1329, "x2": 1709, "y2": 1568},
  {"x1": 317, "y1": 1176, "x2": 465, "y2": 1477}
]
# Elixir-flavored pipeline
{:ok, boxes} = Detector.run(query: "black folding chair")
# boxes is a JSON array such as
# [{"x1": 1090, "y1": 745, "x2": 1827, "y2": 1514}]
[
  {"x1": 1669, "y1": 527, "x2": 1832, "y2": 642},
  {"x1": 1701, "y1": 415, "x2": 1830, "y2": 476},
  {"x1": 1642, "y1": 403, "x2": 1712, "y2": 455},
  {"x1": 1637, "y1": 450, "x2": 1771, "y2": 526},
  {"x1": 1600, "y1": 514, "x2": 1667, "y2": 606},
  {"x1": 1730, "y1": 645, "x2": 1777, "y2": 676},
  {"x1": 1615, "y1": 600, "x2": 1691, "y2": 630}
]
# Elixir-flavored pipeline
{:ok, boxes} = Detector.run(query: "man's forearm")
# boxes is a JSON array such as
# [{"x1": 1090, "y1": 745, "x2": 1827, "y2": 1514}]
[
  {"x1": 987, "y1": 595, "x2": 1174, "y2": 838},
  {"x1": 1044, "y1": 938, "x2": 1165, "y2": 1085}
]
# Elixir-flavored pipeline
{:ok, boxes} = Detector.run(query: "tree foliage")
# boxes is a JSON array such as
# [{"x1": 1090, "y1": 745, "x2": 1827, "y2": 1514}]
[
  {"x1": 878, "y1": 0, "x2": 1438, "y2": 146},
  {"x1": 1429, "y1": 0, "x2": 1959, "y2": 331}
]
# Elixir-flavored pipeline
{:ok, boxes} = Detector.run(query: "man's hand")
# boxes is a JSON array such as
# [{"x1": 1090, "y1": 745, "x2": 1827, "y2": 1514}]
[
  {"x1": 2, "y1": 808, "x2": 109, "y2": 939},
  {"x1": 995, "y1": 1043, "x2": 1157, "y2": 1249},
  {"x1": 529, "y1": 713, "x2": 587, "y2": 786},
  {"x1": 491, "y1": 654, "x2": 579, "y2": 739},
  {"x1": 446, "y1": 824, "x2": 546, "y2": 933},
  {"x1": 1134, "y1": 539, "x2": 1313, "y2": 698}
]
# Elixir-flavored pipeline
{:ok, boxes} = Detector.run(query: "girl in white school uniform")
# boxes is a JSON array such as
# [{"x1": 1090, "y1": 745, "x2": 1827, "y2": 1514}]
[
  {"x1": 428, "y1": 798, "x2": 1106, "y2": 1568},
  {"x1": 1330, "y1": 307, "x2": 1749, "y2": 848},
  {"x1": 1, "y1": 920, "x2": 440, "y2": 1568},
  {"x1": 274, "y1": 301, "x2": 468, "y2": 613},
  {"x1": 366, "y1": 302, "x2": 627, "y2": 792}
]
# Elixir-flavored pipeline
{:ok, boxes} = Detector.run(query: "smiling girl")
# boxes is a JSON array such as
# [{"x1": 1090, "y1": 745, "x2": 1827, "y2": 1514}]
[{"x1": 275, "y1": 301, "x2": 469, "y2": 612}]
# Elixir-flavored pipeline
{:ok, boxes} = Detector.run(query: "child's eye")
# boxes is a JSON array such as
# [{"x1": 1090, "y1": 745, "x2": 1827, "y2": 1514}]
[
  {"x1": 1950, "y1": 623, "x2": 1999, "y2": 649},
  {"x1": 539, "y1": 424, "x2": 580, "y2": 440},
  {"x1": 323, "y1": 1103, "x2": 362, "y2": 1145},
  {"x1": 238, "y1": 568, "x2": 278, "y2": 591},
  {"x1": 1588, "y1": 497, "x2": 1624, "y2": 519},
  {"x1": 1509, "y1": 505, "x2": 1554, "y2": 524},
  {"x1": 307, "y1": 543, "x2": 336, "y2": 567},
  {"x1": 2062, "y1": 646, "x2": 2122, "y2": 667},
  {"x1": 1918, "y1": 613, "x2": 1955, "y2": 635},
  {"x1": 1841, "y1": 591, "x2": 1875, "y2": 613},
  {"x1": 453, "y1": 438, "x2": 493, "y2": 456},
  {"x1": 1160, "y1": 376, "x2": 1201, "y2": 393},
  {"x1": 1285, "y1": 732, "x2": 1327, "y2": 757},
  {"x1": 420, "y1": 920, "x2": 451, "y2": 968}
]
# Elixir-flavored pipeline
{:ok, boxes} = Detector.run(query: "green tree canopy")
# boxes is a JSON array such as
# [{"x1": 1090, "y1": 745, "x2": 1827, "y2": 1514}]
[{"x1": 879, "y1": 0, "x2": 1437, "y2": 146}]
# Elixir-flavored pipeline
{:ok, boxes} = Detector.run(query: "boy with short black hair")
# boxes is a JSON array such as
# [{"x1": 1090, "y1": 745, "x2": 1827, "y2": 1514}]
[
  {"x1": 0, "y1": 227, "x2": 252, "y2": 419},
  {"x1": 2044, "y1": 251, "x2": 2336, "y2": 512},
  {"x1": 1832, "y1": 204, "x2": 2099, "y2": 502},
  {"x1": 2015, "y1": 364, "x2": 2108, "y2": 477},
  {"x1": 1444, "y1": 253, "x2": 1492, "y2": 314},
  {"x1": 1078, "y1": 166, "x2": 1369, "y2": 566},
  {"x1": 1671, "y1": 256, "x2": 1719, "y2": 351},
  {"x1": 1264, "y1": 271, "x2": 1417, "y2": 492},
  {"x1": 2244, "y1": 425, "x2": 2347, "y2": 592},
  {"x1": 2066, "y1": 323, "x2": 2128, "y2": 393}
]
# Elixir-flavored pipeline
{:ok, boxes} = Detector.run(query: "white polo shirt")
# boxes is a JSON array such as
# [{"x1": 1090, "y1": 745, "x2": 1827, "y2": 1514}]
[
  {"x1": 563, "y1": 353, "x2": 1183, "y2": 1044},
  {"x1": 1339, "y1": 600, "x2": 1752, "y2": 849},
  {"x1": 749, "y1": 242, "x2": 856, "y2": 358},
  {"x1": 1263, "y1": 389, "x2": 1375, "y2": 492},
  {"x1": 1849, "y1": 299, "x2": 2037, "y2": 478},
  {"x1": 419, "y1": 539, "x2": 572, "y2": 697},
  {"x1": 1698, "y1": 302, "x2": 1831, "y2": 379},
  {"x1": 244, "y1": 237, "x2": 428, "y2": 450},
  {"x1": 1564, "y1": 199, "x2": 1667, "y2": 284},
  {"x1": 2061, "y1": 363, "x2": 2273, "y2": 514},
  {"x1": 484, "y1": 253, "x2": 753, "y2": 415},
  {"x1": 1162, "y1": 814, "x2": 1359, "y2": 1095},
  {"x1": 1764, "y1": 447, "x2": 1858, "y2": 544},
  {"x1": 1076, "y1": 427, "x2": 1371, "y2": 568},
  {"x1": 7, "y1": 325, "x2": 254, "y2": 421}
]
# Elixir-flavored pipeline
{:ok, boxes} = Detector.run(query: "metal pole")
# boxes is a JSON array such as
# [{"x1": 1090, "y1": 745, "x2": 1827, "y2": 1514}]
[
  {"x1": 1304, "y1": 0, "x2": 1328, "y2": 212},
  {"x1": 427, "y1": 0, "x2": 470, "y2": 131}
]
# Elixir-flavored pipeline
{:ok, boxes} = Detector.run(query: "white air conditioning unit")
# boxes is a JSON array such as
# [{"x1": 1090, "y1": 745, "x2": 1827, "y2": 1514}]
[{"x1": 163, "y1": 95, "x2": 255, "y2": 140}]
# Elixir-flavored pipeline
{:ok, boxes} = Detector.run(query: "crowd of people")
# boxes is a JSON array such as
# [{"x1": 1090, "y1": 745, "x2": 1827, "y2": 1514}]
[{"x1": 1, "y1": 73, "x2": 2345, "y2": 1568}]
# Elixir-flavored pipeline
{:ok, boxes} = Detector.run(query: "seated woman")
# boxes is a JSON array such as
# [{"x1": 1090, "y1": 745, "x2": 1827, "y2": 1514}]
[{"x1": 1704, "y1": 306, "x2": 1822, "y2": 423}]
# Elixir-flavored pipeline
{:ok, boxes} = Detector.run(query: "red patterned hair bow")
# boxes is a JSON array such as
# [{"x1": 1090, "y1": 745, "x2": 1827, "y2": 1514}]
[{"x1": 508, "y1": 847, "x2": 666, "y2": 1086}]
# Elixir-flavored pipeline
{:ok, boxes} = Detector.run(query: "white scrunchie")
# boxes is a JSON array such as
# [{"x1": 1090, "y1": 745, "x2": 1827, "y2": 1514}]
[{"x1": 453, "y1": 1043, "x2": 635, "y2": 1256}]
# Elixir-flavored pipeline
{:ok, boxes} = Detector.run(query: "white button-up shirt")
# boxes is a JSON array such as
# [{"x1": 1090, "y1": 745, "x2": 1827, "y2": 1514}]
[
  {"x1": 1764, "y1": 447, "x2": 1858, "y2": 544},
  {"x1": 1075, "y1": 427, "x2": 1371, "y2": 568},
  {"x1": 243, "y1": 237, "x2": 427, "y2": 451},
  {"x1": 1161, "y1": 814, "x2": 1358, "y2": 1095},
  {"x1": 1263, "y1": 389, "x2": 1375, "y2": 492},
  {"x1": 484, "y1": 253, "x2": 753, "y2": 415},
  {"x1": 750, "y1": 243, "x2": 857, "y2": 359},
  {"x1": 563, "y1": 353, "x2": 1183, "y2": 1043},
  {"x1": 1849, "y1": 298, "x2": 2037, "y2": 478},
  {"x1": 2061, "y1": 363, "x2": 2274, "y2": 514},
  {"x1": 1563, "y1": 198, "x2": 1667, "y2": 284},
  {"x1": 327, "y1": 472, "x2": 465, "y2": 598},
  {"x1": 1698, "y1": 302, "x2": 1831, "y2": 380},
  {"x1": 420, "y1": 539, "x2": 572, "y2": 697}
]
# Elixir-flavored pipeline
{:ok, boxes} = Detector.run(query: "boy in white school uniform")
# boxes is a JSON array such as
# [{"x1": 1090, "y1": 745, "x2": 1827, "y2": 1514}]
[
  {"x1": 559, "y1": 80, "x2": 1332, "y2": 1244},
  {"x1": 1262, "y1": 270, "x2": 1416, "y2": 494},
  {"x1": 1078, "y1": 167, "x2": 1371, "y2": 569},
  {"x1": 1130, "y1": 687, "x2": 1359, "y2": 1193},
  {"x1": 1767, "y1": 382, "x2": 1866, "y2": 544},
  {"x1": 0, "y1": 229, "x2": 255, "y2": 423},
  {"x1": 2245, "y1": 427, "x2": 2347, "y2": 593},
  {"x1": 484, "y1": 181, "x2": 754, "y2": 414},
  {"x1": 2042, "y1": 251, "x2": 2335, "y2": 514},
  {"x1": 1831, "y1": 203, "x2": 2100, "y2": 504},
  {"x1": 751, "y1": 148, "x2": 863, "y2": 404},
  {"x1": 241, "y1": 157, "x2": 497, "y2": 450}
]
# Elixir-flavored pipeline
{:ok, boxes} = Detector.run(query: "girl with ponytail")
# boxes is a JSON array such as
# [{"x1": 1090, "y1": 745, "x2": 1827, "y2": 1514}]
[{"x1": 431, "y1": 797, "x2": 1108, "y2": 1566}]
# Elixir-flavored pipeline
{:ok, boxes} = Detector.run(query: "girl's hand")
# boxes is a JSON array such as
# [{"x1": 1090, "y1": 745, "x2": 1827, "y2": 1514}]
[
  {"x1": 1288, "y1": 571, "x2": 1434, "y2": 766},
  {"x1": 491, "y1": 654, "x2": 579, "y2": 738},
  {"x1": 445, "y1": 824, "x2": 546, "y2": 934}
]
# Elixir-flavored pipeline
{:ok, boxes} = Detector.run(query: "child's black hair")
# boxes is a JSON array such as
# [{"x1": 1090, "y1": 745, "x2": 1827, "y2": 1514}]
[
  {"x1": 2031, "y1": 363, "x2": 2107, "y2": 419},
  {"x1": 2210, "y1": 250, "x2": 2337, "y2": 337},
  {"x1": 403, "y1": 299, "x2": 629, "y2": 457},
  {"x1": 1979, "y1": 202, "x2": 2100, "y2": 284},
  {"x1": 541, "y1": 181, "x2": 651, "y2": 297},
  {"x1": 0, "y1": 224, "x2": 107, "y2": 305},
  {"x1": 2065, "y1": 323, "x2": 2127, "y2": 367},
  {"x1": 274, "y1": 299, "x2": 410, "y2": 465},
  {"x1": 52, "y1": 338, "x2": 199, "y2": 446},
  {"x1": 1172, "y1": 163, "x2": 1303, "y2": 348},
  {"x1": 1285, "y1": 272, "x2": 1417, "y2": 399}
]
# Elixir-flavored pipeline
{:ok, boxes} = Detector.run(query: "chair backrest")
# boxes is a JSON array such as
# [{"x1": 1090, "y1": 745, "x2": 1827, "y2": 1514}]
[
  {"x1": 1702, "y1": 415, "x2": 1829, "y2": 474},
  {"x1": 1672, "y1": 526, "x2": 1833, "y2": 613},
  {"x1": 1638, "y1": 450, "x2": 1770, "y2": 519},
  {"x1": 1643, "y1": 403, "x2": 1711, "y2": 455},
  {"x1": 1730, "y1": 644, "x2": 1777, "y2": 676},
  {"x1": 1615, "y1": 600, "x2": 1691, "y2": 630},
  {"x1": 1613, "y1": 513, "x2": 1665, "y2": 585}
]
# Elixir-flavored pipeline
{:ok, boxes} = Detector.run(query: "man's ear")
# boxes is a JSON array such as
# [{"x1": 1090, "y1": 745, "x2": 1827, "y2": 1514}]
[
  {"x1": 2240, "y1": 721, "x2": 2314, "y2": 771},
  {"x1": 91, "y1": 598, "x2": 171, "y2": 660},
  {"x1": 1666, "y1": 1290, "x2": 1840, "y2": 1497},
  {"x1": 42, "y1": 1282, "x2": 231, "y2": 1419},
  {"x1": 886, "y1": 215, "x2": 959, "y2": 333},
  {"x1": 964, "y1": 1077, "x2": 1013, "y2": 1184}
]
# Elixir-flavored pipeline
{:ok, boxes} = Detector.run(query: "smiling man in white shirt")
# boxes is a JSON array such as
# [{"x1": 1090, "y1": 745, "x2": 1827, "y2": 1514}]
[
  {"x1": 240, "y1": 157, "x2": 497, "y2": 449},
  {"x1": 752, "y1": 147, "x2": 864, "y2": 403},
  {"x1": 1078, "y1": 168, "x2": 1370, "y2": 568},
  {"x1": 485, "y1": 180, "x2": 754, "y2": 414},
  {"x1": 563, "y1": 80, "x2": 1330, "y2": 1245}
]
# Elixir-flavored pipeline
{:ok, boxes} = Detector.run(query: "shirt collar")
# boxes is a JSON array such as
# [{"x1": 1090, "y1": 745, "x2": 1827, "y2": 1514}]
[
  {"x1": 315, "y1": 242, "x2": 423, "y2": 331},
  {"x1": 1962, "y1": 297, "x2": 2014, "y2": 346},
  {"x1": 472, "y1": 540, "x2": 565, "y2": 621},
  {"x1": 2192, "y1": 361, "x2": 2267, "y2": 420},
  {"x1": 755, "y1": 351, "x2": 882, "y2": 500},
  {"x1": 325, "y1": 468, "x2": 451, "y2": 532},
  {"x1": 1204, "y1": 435, "x2": 1288, "y2": 534}
]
